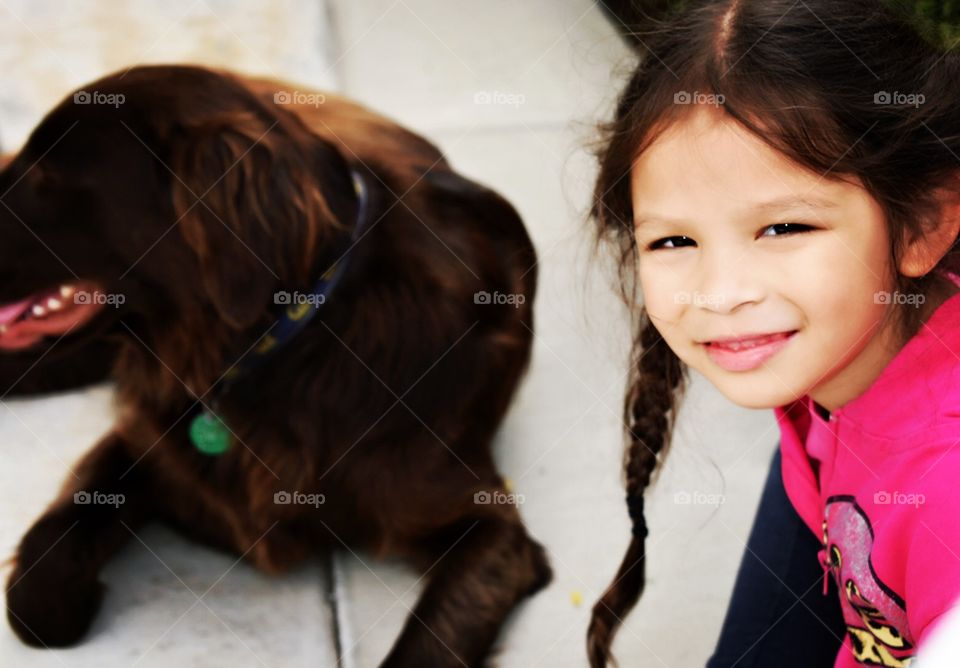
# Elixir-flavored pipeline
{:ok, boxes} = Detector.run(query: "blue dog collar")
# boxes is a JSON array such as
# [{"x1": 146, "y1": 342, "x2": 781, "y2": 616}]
[{"x1": 189, "y1": 167, "x2": 371, "y2": 455}]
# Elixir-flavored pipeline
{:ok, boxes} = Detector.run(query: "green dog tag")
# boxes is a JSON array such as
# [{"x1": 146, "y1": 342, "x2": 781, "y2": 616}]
[{"x1": 190, "y1": 410, "x2": 231, "y2": 455}]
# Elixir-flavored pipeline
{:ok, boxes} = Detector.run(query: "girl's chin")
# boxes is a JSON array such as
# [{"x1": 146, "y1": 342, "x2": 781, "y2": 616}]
[{"x1": 705, "y1": 371, "x2": 806, "y2": 410}]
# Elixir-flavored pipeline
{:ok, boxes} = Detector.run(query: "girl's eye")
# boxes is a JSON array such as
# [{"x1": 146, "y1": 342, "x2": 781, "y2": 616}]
[
  {"x1": 646, "y1": 235, "x2": 695, "y2": 251},
  {"x1": 760, "y1": 222, "x2": 815, "y2": 238},
  {"x1": 644, "y1": 223, "x2": 815, "y2": 251}
]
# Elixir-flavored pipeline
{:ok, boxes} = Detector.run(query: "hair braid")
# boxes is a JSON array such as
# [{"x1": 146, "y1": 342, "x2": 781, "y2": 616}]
[{"x1": 586, "y1": 308, "x2": 687, "y2": 668}]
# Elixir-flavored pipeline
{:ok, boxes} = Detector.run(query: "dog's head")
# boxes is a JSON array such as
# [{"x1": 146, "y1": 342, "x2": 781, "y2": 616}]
[{"x1": 0, "y1": 65, "x2": 358, "y2": 377}]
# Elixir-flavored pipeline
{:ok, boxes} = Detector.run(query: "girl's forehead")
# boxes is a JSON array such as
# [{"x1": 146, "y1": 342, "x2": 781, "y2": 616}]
[{"x1": 630, "y1": 107, "x2": 861, "y2": 214}]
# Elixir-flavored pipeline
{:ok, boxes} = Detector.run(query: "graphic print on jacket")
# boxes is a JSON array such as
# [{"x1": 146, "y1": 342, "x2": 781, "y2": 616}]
[{"x1": 821, "y1": 495, "x2": 914, "y2": 667}]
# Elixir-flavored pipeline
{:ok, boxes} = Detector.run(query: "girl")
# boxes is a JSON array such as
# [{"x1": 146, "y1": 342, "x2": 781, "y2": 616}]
[{"x1": 587, "y1": 1, "x2": 960, "y2": 666}]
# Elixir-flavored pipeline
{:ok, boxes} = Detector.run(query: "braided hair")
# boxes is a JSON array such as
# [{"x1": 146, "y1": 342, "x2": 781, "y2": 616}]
[{"x1": 587, "y1": 0, "x2": 960, "y2": 665}]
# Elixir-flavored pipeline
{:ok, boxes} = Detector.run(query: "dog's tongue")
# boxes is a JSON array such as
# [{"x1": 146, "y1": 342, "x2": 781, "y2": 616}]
[{"x1": 0, "y1": 298, "x2": 33, "y2": 326}]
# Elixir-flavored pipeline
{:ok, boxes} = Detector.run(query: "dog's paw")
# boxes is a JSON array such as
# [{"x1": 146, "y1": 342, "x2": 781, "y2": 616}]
[
  {"x1": 5, "y1": 562, "x2": 104, "y2": 648},
  {"x1": 5, "y1": 514, "x2": 105, "y2": 649}
]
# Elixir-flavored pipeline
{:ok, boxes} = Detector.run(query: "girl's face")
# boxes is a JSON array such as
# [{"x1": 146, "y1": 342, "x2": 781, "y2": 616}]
[{"x1": 630, "y1": 106, "x2": 901, "y2": 411}]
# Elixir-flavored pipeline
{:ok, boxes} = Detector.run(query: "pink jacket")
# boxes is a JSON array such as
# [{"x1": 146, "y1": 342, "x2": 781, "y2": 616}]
[{"x1": 775, "y1": 272, "x2": 960, "y2": 667}]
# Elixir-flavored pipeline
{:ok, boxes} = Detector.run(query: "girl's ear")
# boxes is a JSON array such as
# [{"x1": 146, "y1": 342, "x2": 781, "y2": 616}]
[{"x1": 899, "y1": 186, "x2": 960, "y2": 278}]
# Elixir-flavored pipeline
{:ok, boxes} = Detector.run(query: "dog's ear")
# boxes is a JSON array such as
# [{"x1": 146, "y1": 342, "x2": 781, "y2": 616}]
[{"x1": 169, "y1": 108, "x2": 350, "y2": 330}]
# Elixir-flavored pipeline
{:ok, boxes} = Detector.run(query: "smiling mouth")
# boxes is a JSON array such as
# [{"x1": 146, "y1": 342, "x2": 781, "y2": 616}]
[
  {"x1": 704, "y1": 330, "x2": 798, "y2": 351},
  {"x1": 701, "y1": 330, "x2": 799, "y2": 372},
  {"x1": 0, "y1": 282, "x2": 105, "y2": 351}
]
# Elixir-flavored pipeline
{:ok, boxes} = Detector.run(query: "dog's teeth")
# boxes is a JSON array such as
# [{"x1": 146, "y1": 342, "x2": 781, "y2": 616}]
[
  {"x1": 31, "y1": 304, "x2": 46, "y2": 318},
  {"x1": 59, "y1": 285, "x2": 75, "y2": 299},
  {"x1": 46, "y1": 297, "x2": 63, "y2": 311}
]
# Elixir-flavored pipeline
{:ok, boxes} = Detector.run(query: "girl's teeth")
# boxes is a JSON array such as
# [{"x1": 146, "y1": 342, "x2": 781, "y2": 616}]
[
  {"x1": 31, "y1": 304, "x2": 46, "y2": 318},
  {"x1": 727, "y1": 340, "x2": 757, "y2": 351},
  {"x1": 46, "y1": 297, "x2": 62, "y2": 311},
  {"x1": 713, "y1": 333, "x2": 789, "y2": 351}
]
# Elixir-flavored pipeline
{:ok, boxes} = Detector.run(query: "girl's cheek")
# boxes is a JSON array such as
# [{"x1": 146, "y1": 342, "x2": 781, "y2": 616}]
[
  {"x1": 639, "y1": 266, "x2": 686, "y2": 325},
  {"x1": 638, "y1": 259, "x2": 664, "y2": 307},
  {"x1": 639, "y1": 253, "x2": 685, "y2": 291}
]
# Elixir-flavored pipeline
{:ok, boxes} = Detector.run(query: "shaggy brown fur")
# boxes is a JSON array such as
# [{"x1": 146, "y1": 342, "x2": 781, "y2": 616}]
[{"x1": 0, "y1": 65, "x2": 550, "y2": 667}]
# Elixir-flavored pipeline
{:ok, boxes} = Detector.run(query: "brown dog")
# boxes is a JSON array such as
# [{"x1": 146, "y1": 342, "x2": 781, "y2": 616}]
[{"x1": 0, "y1": 65, "x2": 550, "y2": 666}]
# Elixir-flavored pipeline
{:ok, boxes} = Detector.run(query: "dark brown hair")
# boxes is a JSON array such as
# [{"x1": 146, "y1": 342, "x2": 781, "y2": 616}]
[
  {"x1": 587, "y1": 1, "x2": 960, "y2": 665},
  {"x1": 0, "y1": 65, "x2": 553, "y2": 662}
]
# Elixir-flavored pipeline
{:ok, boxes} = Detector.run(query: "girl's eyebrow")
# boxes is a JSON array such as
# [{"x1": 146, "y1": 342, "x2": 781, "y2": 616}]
[
  {"x1": 754, "y1": 195, "x2": 839, "y2": 212},
  {"x1": 633, "y1": 195, "x2": 838, "y2": 228}
]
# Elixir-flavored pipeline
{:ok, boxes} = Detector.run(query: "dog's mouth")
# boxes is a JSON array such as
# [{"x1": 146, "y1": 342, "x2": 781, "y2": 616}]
[{"x1": 0, "y1": 282, "x2": 106, "y2": 351}]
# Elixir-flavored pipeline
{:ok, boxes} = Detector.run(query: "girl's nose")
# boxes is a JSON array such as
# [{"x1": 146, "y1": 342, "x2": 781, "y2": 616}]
[{"x1": 695, "y1": 247, "x2": 765, "y2": 314}]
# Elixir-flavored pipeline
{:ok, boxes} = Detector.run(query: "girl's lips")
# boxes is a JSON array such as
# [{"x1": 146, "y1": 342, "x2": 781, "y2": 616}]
[{"x1": 702, "y1": 330, "x2": 798, "y2": 372}]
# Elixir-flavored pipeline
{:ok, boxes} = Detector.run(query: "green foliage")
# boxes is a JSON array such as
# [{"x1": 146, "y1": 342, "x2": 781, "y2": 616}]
[
  {"x1": 650, "y1": 0, "x2": 959, "y2": 49},
  {"x1": 913, "y1": 0, "x2": 960, "y2": 47}
]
